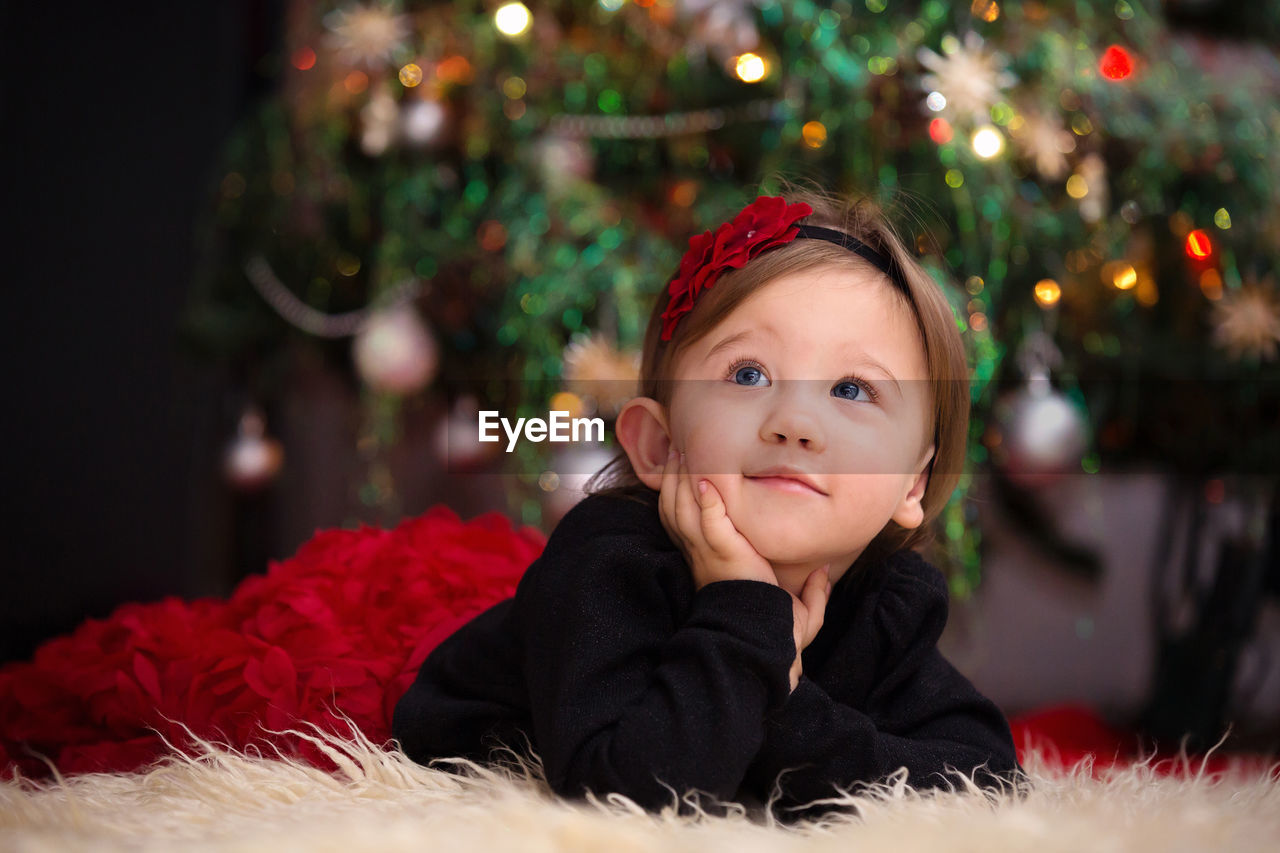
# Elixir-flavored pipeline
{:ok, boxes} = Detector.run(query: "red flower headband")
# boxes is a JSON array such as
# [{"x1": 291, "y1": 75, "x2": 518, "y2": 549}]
[
  {"x1": 659, "y1": 196, "x2": 811, "y2": 341},
  {"x1": 658, "y1": 195, "x2": 906, "y2": 341}
]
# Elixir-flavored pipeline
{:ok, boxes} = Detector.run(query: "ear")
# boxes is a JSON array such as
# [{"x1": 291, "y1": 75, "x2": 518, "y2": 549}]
[
  {"x1": 614, "y1": 396, "x2": 672, "y2": 491},
  {"x1": 890, "y1": 442, "x2": 935, "y2": 531}
]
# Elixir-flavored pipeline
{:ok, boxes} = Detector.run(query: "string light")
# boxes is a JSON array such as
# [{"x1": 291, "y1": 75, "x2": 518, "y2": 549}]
[
  {"x1": 549, "y1": 391, "x2": 585, "y2": 419},
  {"x1": 1199, "y1": 269, "x2": 1223, "y2": 299},
  {"x1": 1099, "y1": 45, "x2": 1134, "y2": 80},
  {"x1": 971, "y1": 0, "x2": 1000, "y2": 22},
  {"x1": 436, "y1": 55, "x2": 473, "y2": 85},
  {"x1": 344, "y1": 71, "x2": 369, "y2": 93},
  {"x1": 1034, "y1": 279, "x2": 1061, "y2": 307},
  {"x1": 1114, "y1": 265, "x2": 1137, "y2": 290},
  {"x1": 502, "y1": 76, "x2": 527, "y2": 99},
  {"x1": 734, "y1": 52, "x2": 767, "y2": 83},
  {"x1": 291, "y1": 47, "x2": 316, "y2": 71},
  {"x1": 1185, "y1": 229, "x2": 1213, "y2": 260},
  {"x1": 802, "y1": 121, "x2": 827, "y2": 148},
  {"x1": 971, "y1": 126, "x2": 1004, "y2": 158},
  {"x1": 1102, "y1": 261, "x2": 1137, "y2": 290},
  {"x1": 494, "y1": 2, "x2": 532, "y2": 37},
  {"x1": 398, "y1": 63, "x2": 423, "y2": 87}
]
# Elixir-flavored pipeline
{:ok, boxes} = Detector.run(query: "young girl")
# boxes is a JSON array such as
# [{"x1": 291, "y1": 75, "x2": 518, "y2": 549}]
[{"x1": 393, "y1": 185, "x2": 1025, "y2": 819}]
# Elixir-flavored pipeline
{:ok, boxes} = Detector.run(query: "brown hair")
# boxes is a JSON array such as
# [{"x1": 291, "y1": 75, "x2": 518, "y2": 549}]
[{"x1": 584, "y1": 177, "x2": 970, "y2": 570}]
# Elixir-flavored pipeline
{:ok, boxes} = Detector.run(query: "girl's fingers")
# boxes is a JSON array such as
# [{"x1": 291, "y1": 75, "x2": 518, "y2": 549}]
[
  {"x1": 658, "y1": 448, "x2": 674, "y2": 520},
  {"x1": 672, "y1": 453, "x2": 709, "y2": 553},
  {"x1": 658, "y1": 448, "x2": 683, "y2": 545},
  {"x1": 694, "y1": 478, "x2": 737, "y2": 556}
]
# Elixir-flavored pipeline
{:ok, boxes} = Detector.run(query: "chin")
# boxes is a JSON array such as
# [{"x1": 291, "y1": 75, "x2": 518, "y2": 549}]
[{"x1": 739, "y1": 527, "x2": 816, "y2": 565}]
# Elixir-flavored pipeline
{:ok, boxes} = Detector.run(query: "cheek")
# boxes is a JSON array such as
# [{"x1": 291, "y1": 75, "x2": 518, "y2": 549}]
[
  {"x1": 670, "y1": 401, "x2": 748, "y2": 471},
  {"x1": 683, "y1": 427, "x2": 742, "y2": 477},
  {"x1": 828, "y1": 475, "x2": 902, "y2": 517},
  {"x1": 827, "y1": 421, "x2": 919, "y2": 474}
]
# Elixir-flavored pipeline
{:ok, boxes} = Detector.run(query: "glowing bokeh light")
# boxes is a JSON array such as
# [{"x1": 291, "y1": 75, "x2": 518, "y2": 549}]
[
  {"x1": 291, "y1": 47, "x2": 316, "y2": 71},
  {"x1": 735, "y1": 52, "x2": 767, "y2": 83},
  {"x1": 436, "y1": 55, "x2": 473, "y2": 84},
  {"x1": 971, "y1": 0, "x2": 1000, "y2": 22},
  {"x1": 1185, "y1": 229, "x2": 1213, "y2": 260},
  {"x1": 344, "y1": 71, "x2": 369, "y2": 93},
  {"x1": 802, "y1": 121, "x2": 828, "y2": 148},
  {"x1": 1099, "y1": 45, "x2": 1134, "y2": 80},
  {"x1": 971, "y1": 126, "x2": 1004, "y2": 158},
  {"x1": 1199, "y1": 269, "x2": 1223, "y2": 299},
  {"x1": 398, "y1": 63, "x2": 423, "y2": 87},
  {"x1": 550, "y1": 392, "x2": 584, "y2": 419},
  {"x1": 1109, "y1": 263, "x2": 1138, "y2": 290},
  {"x1": 1034, "y1": 279, "x2": 1061, "y2": 308},
  {"x1": 494, "y1": 2, "x2": 532, "y2": 37}
]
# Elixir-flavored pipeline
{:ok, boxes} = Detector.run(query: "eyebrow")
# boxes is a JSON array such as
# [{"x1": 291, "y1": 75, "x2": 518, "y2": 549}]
[{"x1": 705, "y1": 328, "x2": 903, "y2": 398}]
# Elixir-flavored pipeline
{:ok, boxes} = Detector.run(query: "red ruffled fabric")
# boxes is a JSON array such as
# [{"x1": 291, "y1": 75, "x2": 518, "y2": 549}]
[
  {"x1": 1010, "y1": 703, "x2": 1278, "y2": 781},
  {"x1": 0, "y1": 505, "x2": 545, "y2": 779},
  {"x1": 1, "y1": 504, "x2": 1273, "y2": 782}
]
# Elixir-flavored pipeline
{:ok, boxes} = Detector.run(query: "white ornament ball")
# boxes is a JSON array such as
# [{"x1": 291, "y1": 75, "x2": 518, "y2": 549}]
[
  {"x1": 541, "y1": 445, "x2": 620, "y2": 525},
  {"x1": 223, "y1": 409, "x2": 284, "y2": 491},
  {"x1": 353, "y1": 305, "x2": 439, "y2": 395},
  {"x1": 433, "y1": 394, "x2": 501, "y2": 470},
  {"x1": 993, "y1": 380, "x2": 1090, "y2": 489}
]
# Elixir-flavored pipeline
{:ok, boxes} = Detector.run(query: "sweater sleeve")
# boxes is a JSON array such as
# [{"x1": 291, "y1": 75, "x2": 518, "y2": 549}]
[
  {"x1": 743, "y1": 556, "x2": 1023, "y2": 819},
  {"x1": 518, "y1": 533, "x2": 796, "y2": 813}
]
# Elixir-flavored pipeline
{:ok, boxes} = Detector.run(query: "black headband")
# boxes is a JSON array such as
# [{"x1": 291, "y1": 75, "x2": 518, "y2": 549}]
[{"x1": 792, "y1": 224, "x2": 910, "y2": 295}]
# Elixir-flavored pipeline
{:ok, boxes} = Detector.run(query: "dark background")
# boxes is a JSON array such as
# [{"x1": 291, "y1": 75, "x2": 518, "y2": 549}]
[{"x1": 3, "y1": 2, "x2": 282, "y2": 663}]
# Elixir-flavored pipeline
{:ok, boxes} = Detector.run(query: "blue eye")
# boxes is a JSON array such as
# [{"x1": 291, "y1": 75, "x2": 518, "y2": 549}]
[
  {"x1": 832, "y1": 379, "x2": 878, "y2": 403},
  {"x1": 728, "y1": 360, "x2": 769, "y2": 386}
]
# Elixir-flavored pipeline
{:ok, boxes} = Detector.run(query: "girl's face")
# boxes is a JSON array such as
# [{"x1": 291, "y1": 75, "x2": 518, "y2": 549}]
[{"x1": 666, "y1": 263, "x2": 936, "y2": 575}]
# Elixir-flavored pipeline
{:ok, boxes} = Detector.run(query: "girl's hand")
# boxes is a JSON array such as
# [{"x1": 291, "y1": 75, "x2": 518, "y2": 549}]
[
  {"x1": 657, "y1": 447, "x2": 832, "y2": 693},
  {"x1": 658, "y1": 448, "x2": 777, "y2": 591},
  {"x1": 788, "y1": 565, "x2": 832, "y2": 692}
]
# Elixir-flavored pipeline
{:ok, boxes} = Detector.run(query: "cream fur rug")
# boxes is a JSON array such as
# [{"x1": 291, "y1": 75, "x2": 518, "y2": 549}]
[{"x1": 2, "y1": 721, "x2": 1278, "y2": 852}]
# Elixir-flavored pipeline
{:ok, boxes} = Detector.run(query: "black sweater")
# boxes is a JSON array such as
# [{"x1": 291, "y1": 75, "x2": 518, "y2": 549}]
[{"x1": 393, "y1": 490, "x2": 1024, "y2": 818}]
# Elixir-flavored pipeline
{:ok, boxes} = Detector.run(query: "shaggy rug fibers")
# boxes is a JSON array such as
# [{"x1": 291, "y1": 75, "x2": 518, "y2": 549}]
[{"x1": 2, "y1": 720, "x2": 1277, "y2": 852}]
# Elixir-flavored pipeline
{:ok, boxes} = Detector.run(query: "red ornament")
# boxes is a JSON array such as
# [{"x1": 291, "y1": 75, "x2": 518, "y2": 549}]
[
  {"x1": 1099, "y1": 45, "x2": 1134, "y2": 81},
  {"x1": 660, "y1": 196, "x2": 813, "y2": 341}
]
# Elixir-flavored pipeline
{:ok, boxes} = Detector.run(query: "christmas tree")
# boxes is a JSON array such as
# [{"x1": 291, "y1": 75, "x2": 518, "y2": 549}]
[{"x1": 182, "y1": 0, "x2": 1280, "y2": 598}]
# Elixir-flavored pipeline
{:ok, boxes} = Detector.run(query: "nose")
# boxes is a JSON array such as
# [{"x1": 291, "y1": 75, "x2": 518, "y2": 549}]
[{"x1": 758, "y1": 382, "x2": 826, "y2": 451}]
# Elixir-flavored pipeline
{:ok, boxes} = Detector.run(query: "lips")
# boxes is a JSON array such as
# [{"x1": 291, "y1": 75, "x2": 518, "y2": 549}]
[{"x1": 745, "y1": 466, "x2": 827, "y2": 495}]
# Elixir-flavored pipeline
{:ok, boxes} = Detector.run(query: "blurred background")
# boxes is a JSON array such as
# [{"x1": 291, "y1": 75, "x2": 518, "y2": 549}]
[{"x1": 5, "y1": 0, "x2": 1279, "y2": 752}]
